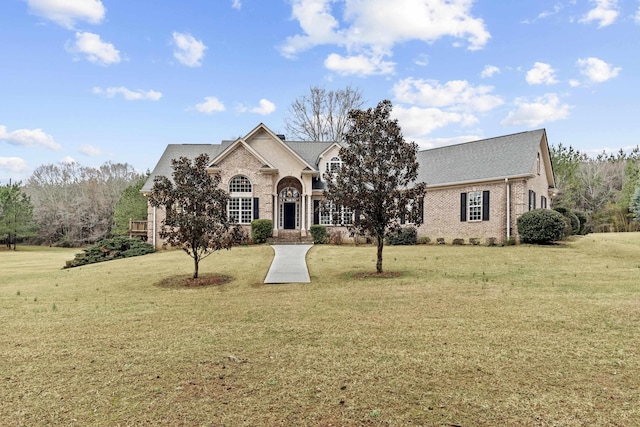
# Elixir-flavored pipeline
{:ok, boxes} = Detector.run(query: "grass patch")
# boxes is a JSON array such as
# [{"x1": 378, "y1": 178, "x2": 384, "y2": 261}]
[{"x1": 1, "y1": 235, "x2": 639, "y2": 425}]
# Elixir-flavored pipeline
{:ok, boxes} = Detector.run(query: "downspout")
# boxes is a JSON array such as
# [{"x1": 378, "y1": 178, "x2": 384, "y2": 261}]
[
  {"x1": 505, "y1": 178, "x2": 511, "y2": 241},
  {"x1": 153, "y1": 206, "x2": 157, "y2": 248}
]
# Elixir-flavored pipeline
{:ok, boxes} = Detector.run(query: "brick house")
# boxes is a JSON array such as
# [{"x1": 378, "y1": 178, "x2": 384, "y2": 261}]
[{"x1": 141, "y1": 123, "x2": 556, "y2": 247}]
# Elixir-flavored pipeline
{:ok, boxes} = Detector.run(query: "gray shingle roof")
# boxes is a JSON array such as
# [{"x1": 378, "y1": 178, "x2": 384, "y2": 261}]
[
  {"x1": 416, "y1": 129, "x2": 546, "y2": 186},
  {"x1": 283, "y1": 141, "x2": 336, "y2": 166},
  {"x1": 141, "y1": 144, "x2": 222, "y2": 193}
]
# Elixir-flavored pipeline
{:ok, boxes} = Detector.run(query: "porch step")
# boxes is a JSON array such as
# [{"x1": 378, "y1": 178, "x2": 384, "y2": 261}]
[{"x1": 268, "y1": 230, "x2": 314, "y2": 244}]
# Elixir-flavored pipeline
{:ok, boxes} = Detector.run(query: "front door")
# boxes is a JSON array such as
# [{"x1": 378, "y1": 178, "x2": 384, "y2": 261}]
[{"x1": 284, "y1": 203, "x2": 296, "y2": 229}]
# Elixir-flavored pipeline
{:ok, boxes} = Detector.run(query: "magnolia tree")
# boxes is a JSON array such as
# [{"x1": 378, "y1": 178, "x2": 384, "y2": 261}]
[
  {"x1": 148, "y1": 154, "x2": 246, "y2": 279},
  {"x1": 325, "y1": 100, "x2": 426, "y2": 273}
]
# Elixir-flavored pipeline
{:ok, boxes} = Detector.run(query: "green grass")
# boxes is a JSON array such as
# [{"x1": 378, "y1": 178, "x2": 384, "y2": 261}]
[{"x1": 1, "y1": 235, "x2": 639, "y2": 426}]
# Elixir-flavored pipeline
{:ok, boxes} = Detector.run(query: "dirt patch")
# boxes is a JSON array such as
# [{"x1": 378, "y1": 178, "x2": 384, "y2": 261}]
[
  {"x1": 155, "y1": 274, "x2": 232, "y2": 288},
  {"x1": 352, "y1": 271, "x2": 402, "y2": 279}
]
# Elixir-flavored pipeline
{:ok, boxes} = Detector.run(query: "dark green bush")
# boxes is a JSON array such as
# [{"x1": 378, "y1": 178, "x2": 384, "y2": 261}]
[
  {"x1": 517, "y1": 209, "x2": 566, "y2": 244},
  {"x1": 64, "y1": 237, "x2": 155, "y2": 268},
  {"x1": 250, "y1": 219, "x2": 273, "y2": 243},
  {"x1": 310, "y1": 225, "x2": 327, "y2": 244},
  {"x1": 554, "y1": 207, "x2": 580, "y2": 235},
  {"x1": 574, "y1": 210, "x2": 588, "y2": 235},
  {"x1": 386, "y1": 227, "x2": 417, "y2": 245},
  {"x1": 452, "y1": 238, "x2": 465, "y2": 245}
]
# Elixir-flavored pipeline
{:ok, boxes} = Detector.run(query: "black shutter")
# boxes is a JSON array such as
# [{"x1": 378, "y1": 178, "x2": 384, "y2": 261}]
[
  {"x1": 253, "y1": 197, "x2": 259, "y2": 220},
  {"x1": 528, "y1": 190, "x2": 533, "y2": 211},
  {"x1": 533, "y1": 191, "x2": 537, "y2": 209},
  {"x1": 419, "y1": 197, "x2": 424, "y2": 223},
  {"x1": 460, "y1": 193, "x2": 467, "y2": 222},
  {"x1": 482, "y1": 190, "x2": 490, "y2": 221},
  {"x1": 313, "y1": 200, "x2": 320, "y2": 225}
]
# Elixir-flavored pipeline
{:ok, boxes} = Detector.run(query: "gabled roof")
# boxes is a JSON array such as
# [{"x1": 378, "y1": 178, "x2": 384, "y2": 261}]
[
  {"x1": 283, "y1": 141, "x2": 336, "y2": 167},
  {"x1": 209, "y1": 138, "x2": 275, "y2": 169},
  {"x1": 417, "y1": 129, "x2": 551, "y2": 187},
  {"x1": 141, "y1": 144, "x2": 221, "y2": 193},
  {"x1": 242, "y1": 123, "x2": 319, "y2": 171}
]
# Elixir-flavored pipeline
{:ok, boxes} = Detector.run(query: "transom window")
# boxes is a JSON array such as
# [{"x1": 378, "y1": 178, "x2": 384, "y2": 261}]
[
  {"x1": 229, "y1": 175, "x2": 252, "y2": 193},
  {"x1": 468, "y1": 191, "x2": 482, "y2": 222}
]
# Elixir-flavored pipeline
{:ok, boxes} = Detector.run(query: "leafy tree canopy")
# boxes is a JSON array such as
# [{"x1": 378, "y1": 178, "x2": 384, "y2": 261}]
[
  {"x1": 147, "y1": 154, "x2": 246, "y2": 278},
  {"x1": 0, "y1": 181, "x2": 37, "y2": 250},
  {"x1": 112, "y1": 174, "x2": 149, "y2": 236},
  {"x1": 325, "y1": 99, "x2": 426, "y2": 273}
]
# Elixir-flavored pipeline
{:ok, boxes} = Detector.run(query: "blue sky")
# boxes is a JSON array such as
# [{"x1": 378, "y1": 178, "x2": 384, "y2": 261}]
[{"x1": 1, "y1": 0, "x2": 639, "y2": 183}]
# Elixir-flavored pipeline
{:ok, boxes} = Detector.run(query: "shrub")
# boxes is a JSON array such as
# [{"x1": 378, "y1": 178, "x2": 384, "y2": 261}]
[
  {"x1": 452, "y1": 238, "x2": 465, "y2": 245},
  {"x1": 386, "y1": 227, "x2": 417, "y2": 245},
  {"x1": 436, "y1": 237, "x2": 445, "y2": 245},
  {"x1": 309, "y1": 225, "x2": 327, "y2": 244},
  {"x1": 574, "y1": 210, "x2": 588, "y2": 235},
  {"x1": 64, "y1": 237, "x2": 155, "y2": 268},
  {"x1": 251, "y1": 219, "x2": 273, "y2": 243},
  {"x1": 469, "y1": 238, "x2": 480, "y2": 246},
  {"x1": 554, "y1": 207, "x2": 580, "y2": 235},
  {"x1": 517, "y1": 209, "x2": 566, "y2": 244},
  {"x1": 486, "y1": 237, "x2": 497, "y2": 246},
  {"x1": 417, "y1": 236, "x2": 431, "y2": 245}
]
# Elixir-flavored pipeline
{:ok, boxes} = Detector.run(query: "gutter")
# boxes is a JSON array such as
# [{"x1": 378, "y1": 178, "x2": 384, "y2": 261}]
[{"x1": 505, "y1": 178, "x2": 511, "y2": 241}]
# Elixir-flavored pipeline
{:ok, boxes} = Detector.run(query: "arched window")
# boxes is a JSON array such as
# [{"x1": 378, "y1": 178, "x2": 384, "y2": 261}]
[
  {"x1": 228, "y1": 175, "x2": 253, "y2": 224},
  {"x1": 326, "y1": 156, "x2": 342, "y2": 173},
  {"x1": 229, "y1": 175, "x2": 252, "y2": 193}
]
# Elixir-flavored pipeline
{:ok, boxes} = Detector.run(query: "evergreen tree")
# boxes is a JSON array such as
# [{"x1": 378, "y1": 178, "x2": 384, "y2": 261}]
[
  {"x1": 325, "y1": 100, "x2": 426, "y2": 273},
  {"x1": 0, "y1": 181, "x2": 37, "y2": 250}
]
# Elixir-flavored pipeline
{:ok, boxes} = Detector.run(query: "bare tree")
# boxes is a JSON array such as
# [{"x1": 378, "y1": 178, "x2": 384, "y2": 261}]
[{"x1": 284, "y1": 85, "x2": 364, "y2": 142}]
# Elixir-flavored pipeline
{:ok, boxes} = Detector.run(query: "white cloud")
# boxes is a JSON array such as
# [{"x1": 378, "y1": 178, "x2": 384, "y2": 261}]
[
  {"x1": 0, "y1": 125, "x2": 62, "y2": 150},
  {"x1": 250, "y1": 99, "x2": 276, "y2": 115},
  {"x1": 79, "y1": 144, "x2": 109, "y2": 156},
  {"x1": 92, "y1": 86, "x2": 162, "y2": 101},
  {"x1": 580, "y1": 0, "x2": 619, "y2": 28},
  {"x1": 0, "y1": 157, "x2": 29, "y2": 173},
  {"x1": 324, "y1": 53, "x2": 395, "y2": 76},
  {"x1": 26, "y1": 0, "x2": 105, "y2": 29},
  {"x1": 68, "y1": 32, "x2": 120, "y2": 65},
  {"x1": 281, "y1": 0, "x2": 490, "y2": 75},
  {"x1": 526, "y1": 62, "x2": 558, "y2": 85},
  {"x1": 635, "y1": 6, "x2": 640, "y2": 25},
  {"x1": 481, "y1": 65, "x2": 500, "y2": 79},
  {"x1": 172, "y1": 32, "x2": 207, "y2": 67},
  {"x1": 231, "y1": 0, "x2": 241, "y2": 10},
  {"x1": 577, "y1": 57, "x2": 621, "y2": 83},
  {"x1": 194, "y1": 97, "x2": 225, "y2": 114},
  {"x1": 393, "y1": 78, "x2": 503, "y2": 113},
  {"x1": 60, "y1": 156, "x2": 76, "y2": 164},
  {"x1": 501, "y1": 93, "x2": 572, "y2": 127},
  {"x1": 392, "y1": 105, "x2": 477, "y2": 138}
]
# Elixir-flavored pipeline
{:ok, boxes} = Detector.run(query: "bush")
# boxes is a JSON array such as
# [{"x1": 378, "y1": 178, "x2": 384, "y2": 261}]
[
  {"x1": 486, "y1": 237, "x2": 497, "y2": 246},
  {"x1": 417, "y1": 236, "x2": 431, "y2": 245},
  {"x1": 64, "y1": 237, "x2": 155, "y2": 268},
  {"x1": 574, "y1": 210, "x2": 588, "y2": 235},
  {"x1": 309, "y1": 225, "x2": 327, "y2": 244},
  {"x1": 386, "y1": 227, "x2": 417, "y2": 245},
  {"x1": 251, "y1": 219, "x2": 273, "y2": 243},
  {"x1": 517, "y1": 209, "x2": 566, "y2": 244},
  {"x1": 436, "y1": 238, "x2": 445, "y2": 245},
  {"x1": 452, "y1": 238, "x2": 465, "y2": 245},
  {"x1": 554, "y1": 207, "x2": 580, "y2": 235},
  {"x1": 328, "y1": 230, "x2": 343, "y2": 245}
]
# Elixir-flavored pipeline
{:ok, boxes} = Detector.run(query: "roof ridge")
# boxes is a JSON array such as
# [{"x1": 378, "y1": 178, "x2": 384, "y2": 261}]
[{"x1": 420, "y1": 128, "x2": 544, "y2": 153}]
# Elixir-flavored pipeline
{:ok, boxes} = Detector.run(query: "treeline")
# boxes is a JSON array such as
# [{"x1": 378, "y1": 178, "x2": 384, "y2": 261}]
[
  {"x1": 0, "y1": 162, "x2": 148, "y2": 248},
  {"x1": 550, "y1": 144, "x2": 640, "y2": 232}
]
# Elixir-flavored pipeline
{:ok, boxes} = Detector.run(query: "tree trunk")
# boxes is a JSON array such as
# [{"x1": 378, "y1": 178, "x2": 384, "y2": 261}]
[
  {"x1": 193, "y1": 254, "x2": 199, "y2": 279},
  {"x1": 376, "y1": 235, "x2": 384, "y2": 273}
]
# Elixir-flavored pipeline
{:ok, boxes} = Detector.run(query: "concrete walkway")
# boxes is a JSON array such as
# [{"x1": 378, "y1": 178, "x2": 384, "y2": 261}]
[{"x1": 264, "y1": 244, "x2": 313, "y2": 284}]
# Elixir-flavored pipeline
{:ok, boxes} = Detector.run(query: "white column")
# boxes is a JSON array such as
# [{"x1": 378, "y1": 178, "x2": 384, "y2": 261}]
[
  {"x1": 301, "y1": 195, "x2": 306, "y2": 232},
  {"x1": 273, "y1": 194, "x2": 278, "y2": 236}
]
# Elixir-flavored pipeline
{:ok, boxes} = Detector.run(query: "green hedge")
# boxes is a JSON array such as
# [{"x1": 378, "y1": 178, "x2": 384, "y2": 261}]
[
  {"x1": 251, "y1": 219, "x2": 273, "y2": 243},
  {"x1": 310, "y1": 225, "x2": 327, "y2": 244},
  {"x1": 64, "y1": 237, "x2": 155, "y2": 268},
  {"x1": 517, "y1": 209, "x2": 566, "y2": 244},
  {"x1": 386, "y1": 227, "x2": 417, "y2": 245}
]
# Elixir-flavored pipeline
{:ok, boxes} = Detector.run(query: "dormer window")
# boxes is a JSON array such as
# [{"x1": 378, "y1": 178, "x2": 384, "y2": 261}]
[{"x1": 326, "y1": 156, "x2": 342, "y2": 174}]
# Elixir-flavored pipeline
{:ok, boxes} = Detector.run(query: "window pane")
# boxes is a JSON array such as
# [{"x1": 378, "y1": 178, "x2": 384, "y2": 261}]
[{"x1": 468, "y1": 191, "x2": 482, "y2": 221}]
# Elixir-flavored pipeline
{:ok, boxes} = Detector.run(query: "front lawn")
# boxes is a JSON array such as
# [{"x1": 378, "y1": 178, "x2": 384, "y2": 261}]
[{"x1": 1, "y1": 235, "x2": 638, "y2": 425}]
